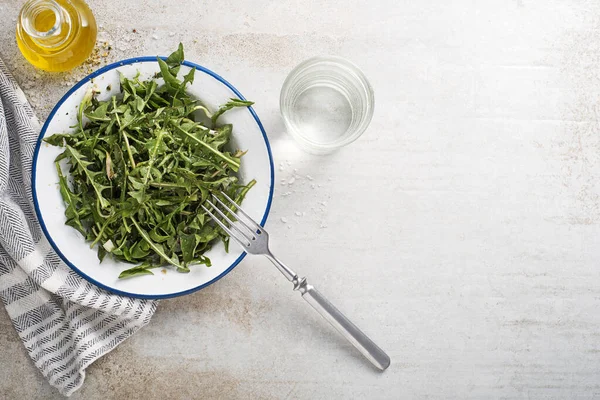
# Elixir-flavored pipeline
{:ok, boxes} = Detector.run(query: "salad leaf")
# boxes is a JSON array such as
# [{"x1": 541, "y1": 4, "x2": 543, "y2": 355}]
[{"x1": 44, "y1": 43, "x2": 255, "y2": 279}]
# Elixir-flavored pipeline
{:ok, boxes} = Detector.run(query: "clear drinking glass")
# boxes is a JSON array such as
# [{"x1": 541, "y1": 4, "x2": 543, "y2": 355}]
[{"x1": 280, "y1": 56, "x2": 374, "y2": 154}]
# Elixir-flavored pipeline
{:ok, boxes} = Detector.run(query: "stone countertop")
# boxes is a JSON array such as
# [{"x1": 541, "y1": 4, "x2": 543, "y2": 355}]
[{"x1": 2, "y1": 0, "x2": 600, "y2": 398}]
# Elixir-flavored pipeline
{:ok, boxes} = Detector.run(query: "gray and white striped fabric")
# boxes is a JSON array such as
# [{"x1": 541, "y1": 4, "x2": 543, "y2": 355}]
[{"x1": 0, "y1": 58, "x2": 157, "y2": 396}]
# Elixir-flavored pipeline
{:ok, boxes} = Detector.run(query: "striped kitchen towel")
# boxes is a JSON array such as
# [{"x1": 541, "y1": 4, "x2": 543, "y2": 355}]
[{"x1": 0, "y1": 58, "x2": 157, "y2": 396}]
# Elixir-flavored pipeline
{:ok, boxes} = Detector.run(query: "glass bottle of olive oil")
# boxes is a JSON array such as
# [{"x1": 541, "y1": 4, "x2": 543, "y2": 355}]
[{"x1": 16, "y1": 0, "x2": 97, "y2": 72}]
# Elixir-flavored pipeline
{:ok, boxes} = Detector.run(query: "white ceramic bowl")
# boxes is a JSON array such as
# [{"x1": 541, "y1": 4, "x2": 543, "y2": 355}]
[{"x1": 32, "y1": 57, "x2": 274, "y2": 299}]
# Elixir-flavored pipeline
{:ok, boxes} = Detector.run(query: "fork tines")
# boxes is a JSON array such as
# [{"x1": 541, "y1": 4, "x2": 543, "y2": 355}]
[{"x1": 200, "y1": 192, "x2": 260, "y2": 248}]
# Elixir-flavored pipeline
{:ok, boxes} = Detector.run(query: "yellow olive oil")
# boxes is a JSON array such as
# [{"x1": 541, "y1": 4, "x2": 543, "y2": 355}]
[{"x1": 16, "y1": 0, "x2": 97, "y2": 72}]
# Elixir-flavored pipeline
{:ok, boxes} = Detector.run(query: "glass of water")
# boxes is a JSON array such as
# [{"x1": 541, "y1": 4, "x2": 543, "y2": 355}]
[{"x1": 280, "y1": 56, "x2": 374, "y2": 154}]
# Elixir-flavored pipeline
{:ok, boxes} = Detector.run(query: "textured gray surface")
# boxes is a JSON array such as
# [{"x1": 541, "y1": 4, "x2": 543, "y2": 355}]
[{"x1": 2, "y1": 0, "x2": 600, "y2": 398}]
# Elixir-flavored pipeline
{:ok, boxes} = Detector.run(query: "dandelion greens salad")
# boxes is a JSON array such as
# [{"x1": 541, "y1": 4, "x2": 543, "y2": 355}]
[{"x1": 44, "y1": 44, "x2": 255, "y2": 279}]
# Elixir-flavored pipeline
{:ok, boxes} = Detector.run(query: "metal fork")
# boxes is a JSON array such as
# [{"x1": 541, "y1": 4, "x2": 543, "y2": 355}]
[{"x1": 201, "y1": 192, "x2": 391, "y2": 371}]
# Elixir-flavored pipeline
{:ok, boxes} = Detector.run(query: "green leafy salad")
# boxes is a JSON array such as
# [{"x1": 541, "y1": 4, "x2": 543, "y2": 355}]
[{"x1": 44, "y1": 44, "x2": 255, "y2": 279}]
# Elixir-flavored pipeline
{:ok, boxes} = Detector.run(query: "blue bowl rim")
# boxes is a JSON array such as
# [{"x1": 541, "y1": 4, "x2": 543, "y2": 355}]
[{"x1": 31, "y1": 56, "x2": 274, "y2": 299}]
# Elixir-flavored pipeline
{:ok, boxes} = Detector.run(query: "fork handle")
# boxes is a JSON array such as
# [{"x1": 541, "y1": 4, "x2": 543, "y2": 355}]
[{"x1": 296, "y1": 279, "x2": 391, "y2": 371}]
